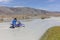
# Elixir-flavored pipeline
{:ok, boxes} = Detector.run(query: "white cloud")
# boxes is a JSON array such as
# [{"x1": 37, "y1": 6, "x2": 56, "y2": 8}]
[
  {"x1": 39, "y1": 8, "x2": 48, "y2": 10},
  {"x1": 0, "y1": 0, "x2": 12, "y2": 3},
  {"x1": 13, "y1": 6, "x2": 26, "y2": 8}
]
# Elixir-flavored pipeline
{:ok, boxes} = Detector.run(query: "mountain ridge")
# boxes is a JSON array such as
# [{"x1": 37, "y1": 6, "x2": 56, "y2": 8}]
[{"x1": 0, "y1": 6, "x2": 60, "y2": 19}]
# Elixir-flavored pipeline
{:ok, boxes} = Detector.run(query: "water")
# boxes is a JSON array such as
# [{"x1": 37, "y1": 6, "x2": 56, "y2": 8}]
[{"x1": 0, "y1": 17, "x2": 60, "y2": 40}]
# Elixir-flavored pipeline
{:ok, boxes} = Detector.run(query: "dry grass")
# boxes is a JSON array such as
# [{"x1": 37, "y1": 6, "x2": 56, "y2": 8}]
[
  {"x1": 40, "y1": 26, "x2": 60, "y2": 40},
  {"x1": 0, "y1": 14, "x2": 50, "y2": 22}
]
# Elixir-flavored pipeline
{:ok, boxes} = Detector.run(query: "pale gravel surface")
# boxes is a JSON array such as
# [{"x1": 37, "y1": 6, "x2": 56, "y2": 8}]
[{"x1": 0, "y1": 17, "x2": 60, "y2": 40}]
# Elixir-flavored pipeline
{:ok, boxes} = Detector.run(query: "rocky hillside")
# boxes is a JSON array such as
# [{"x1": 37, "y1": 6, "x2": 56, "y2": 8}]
[
  {"x1": 0, "y1": 6, "x2": 60, "y2": 15},
  {"x1": 0, "y1": 6, "x2": 60, "y2": 19}
]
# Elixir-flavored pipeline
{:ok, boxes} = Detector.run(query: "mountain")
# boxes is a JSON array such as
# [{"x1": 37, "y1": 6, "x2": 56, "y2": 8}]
[
  {"x1": 9, "y1": 7, "x2": 48, "y2": 15},
  {"x1": 0, "y1": 6, "x2": 60, "y2": 19},
  {"x1": 0, "y1": 6, "x2": 50, "y2": 15},
  {"x1": 0, "y1": 6, "x2": 14, "y2": 15}
]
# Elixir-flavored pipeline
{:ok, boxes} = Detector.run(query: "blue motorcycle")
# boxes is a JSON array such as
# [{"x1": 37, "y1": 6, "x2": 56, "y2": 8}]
[{"x1": 10, "y1": 23, "x2": 25, "y2": 28}]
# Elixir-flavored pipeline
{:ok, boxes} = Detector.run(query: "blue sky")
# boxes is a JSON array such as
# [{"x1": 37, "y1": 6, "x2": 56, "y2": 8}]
[{"x1": 0, "y1": 0, "x2": 60, "y2": 11}]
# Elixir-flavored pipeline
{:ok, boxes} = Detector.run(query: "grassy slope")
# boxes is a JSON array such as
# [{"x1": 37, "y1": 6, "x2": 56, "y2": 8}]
[{"x1": 40, "y1": 26, "x2": 60, "y2": 40}]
